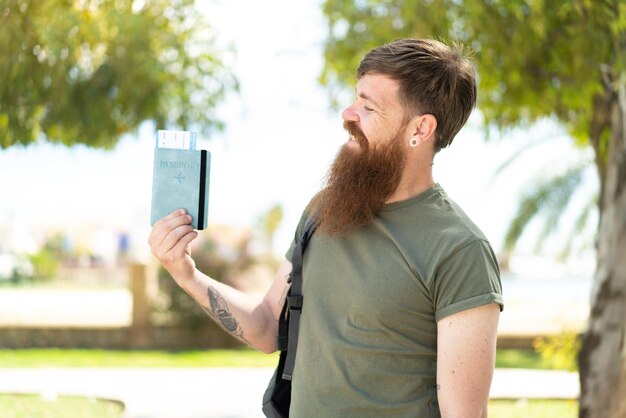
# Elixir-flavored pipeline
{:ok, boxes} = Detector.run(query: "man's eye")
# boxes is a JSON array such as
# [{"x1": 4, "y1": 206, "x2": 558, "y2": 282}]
[{"x1": 364, "y1": 105, "x2": 374, "y2": 112}]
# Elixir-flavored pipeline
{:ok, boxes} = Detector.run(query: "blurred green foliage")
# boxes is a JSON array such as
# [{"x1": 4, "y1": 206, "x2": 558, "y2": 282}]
[
  {"x1": 27, "y1": 246, "x2": 60, "y2": 280},
  {"x1": 25, "y1": 233, "x2": 69, "y2": 280},
  {"x1": 533, "y1": 331, "x2": 582, "y2": 372},
  {"x1": 320, "y1": 0, "x2": 626, "y2": 254},
  {"x1": 0, "y1": 0, "x2": 236, "y2": 149},
  {"x1": 257, "y1": 203, "x2": 284, "y2": 269},
  {"x1": 321, "y1": 1, "x2": 624, "y2": 149}
]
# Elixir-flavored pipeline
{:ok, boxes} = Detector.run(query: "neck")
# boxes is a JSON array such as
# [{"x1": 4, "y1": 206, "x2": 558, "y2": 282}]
[
  {"x1": 386, "y1": 176, "x2": 435, "y2": 203},
  {"x1": 386, "y1": 157, "x2": 435, "y2": 204}
]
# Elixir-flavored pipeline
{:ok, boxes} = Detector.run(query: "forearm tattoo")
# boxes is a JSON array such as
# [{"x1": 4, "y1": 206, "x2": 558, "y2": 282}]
[{"x1": 204, "y1": 285, "x2": 248, "y2": 343}]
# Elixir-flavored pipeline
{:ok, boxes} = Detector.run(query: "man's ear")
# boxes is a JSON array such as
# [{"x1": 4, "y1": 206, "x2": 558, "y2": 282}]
[{"x1": 409, "y1": 114, "x2": 437, "y2": 144}]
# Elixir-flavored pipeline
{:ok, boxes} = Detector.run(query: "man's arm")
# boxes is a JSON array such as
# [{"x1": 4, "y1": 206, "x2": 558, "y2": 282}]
[
  {"x1": 436, "y1": 303, "x2": 500, "y2": 418},
  {"x1": 148, "y1": 209, "x2": 292, "y2": 353}
]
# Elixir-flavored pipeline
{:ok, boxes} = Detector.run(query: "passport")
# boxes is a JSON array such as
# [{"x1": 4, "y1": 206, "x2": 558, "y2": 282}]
[{"x1": 150, "y1": 147, "x2": 211, "y2": 230}]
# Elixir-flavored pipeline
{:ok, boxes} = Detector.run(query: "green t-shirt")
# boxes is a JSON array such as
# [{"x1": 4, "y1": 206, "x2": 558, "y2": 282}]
[{"x1": 285, "y1": 184, "x2": 503, "y2": 418}]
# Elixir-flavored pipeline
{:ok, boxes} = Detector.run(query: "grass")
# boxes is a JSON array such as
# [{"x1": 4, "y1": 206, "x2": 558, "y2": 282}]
[
  {"x1": 0, "y1": 348, "x2": 549, "y2": 369},
  {"x1": 0, "y1": 395, "x2": 575, "y2": 418},
  {"x1": 0, "y1": 394, "x2": 124, "y2": 418},
  {"x1": 489, "y1": 399, "x2": 578, "y2": 417},
  {"x1": 0, "y1": 348, "x2": 279, "y2": 368},
  {"x1": 496, "y1": 348, "x2": 545, "y2": 369}
]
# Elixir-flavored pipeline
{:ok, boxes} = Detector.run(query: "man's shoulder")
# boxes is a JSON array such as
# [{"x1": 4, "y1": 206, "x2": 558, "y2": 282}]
[
  {"x1": 384, "y1": 185, "x2": 488, "y2": 242},
  {"x1": 432, "y1": 189, "x2": 489, "y2": 243},
  {"x1": 377, "y1": 185, "x2": 494, "y2": 278}
]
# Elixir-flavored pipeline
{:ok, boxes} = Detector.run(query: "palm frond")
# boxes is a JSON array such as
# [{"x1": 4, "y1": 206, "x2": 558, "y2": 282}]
[
  {"x1": 492, "y1": 137, "x2": 549, "y2": 179},
  {"x1": 504, "y1": 161, "x2": 591, "y2": 253},
  {"x1": 557, "y1": 192, "x2": 599, "y2": 259}
]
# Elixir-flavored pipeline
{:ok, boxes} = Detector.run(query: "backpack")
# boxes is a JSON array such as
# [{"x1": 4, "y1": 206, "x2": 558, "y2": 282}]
[{"x1": 262, "y1": 218, "x2": 317, "y2": 417}]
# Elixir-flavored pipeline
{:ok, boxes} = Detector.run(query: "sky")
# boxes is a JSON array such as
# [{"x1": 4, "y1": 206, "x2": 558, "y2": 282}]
[{"x1": 0, "y1": 0, "x2": 597, "y2": 276}]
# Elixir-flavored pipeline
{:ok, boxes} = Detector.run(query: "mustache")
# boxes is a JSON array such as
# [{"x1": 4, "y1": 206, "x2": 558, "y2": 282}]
[{"x1": 343, "y1": 121, "x2": 368, "y2": 147}]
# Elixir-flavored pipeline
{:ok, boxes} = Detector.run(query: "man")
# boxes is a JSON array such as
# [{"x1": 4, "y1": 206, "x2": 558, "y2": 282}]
[{"x1": 149, "y1": 38, "x2": 503, "y2": 418}]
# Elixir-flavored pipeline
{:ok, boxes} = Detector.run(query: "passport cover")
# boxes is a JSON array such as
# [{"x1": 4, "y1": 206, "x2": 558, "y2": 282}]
[{"x1": 151, "y1": 147, "x2": 211, "y2": 230}]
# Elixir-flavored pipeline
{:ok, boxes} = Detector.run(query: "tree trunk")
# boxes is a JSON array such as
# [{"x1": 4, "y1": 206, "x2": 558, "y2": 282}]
[{"x1": 579, "y1": 76, "x2": 626, "y2": 418}]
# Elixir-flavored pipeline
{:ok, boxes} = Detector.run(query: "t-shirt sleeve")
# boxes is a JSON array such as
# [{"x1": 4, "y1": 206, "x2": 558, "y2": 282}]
[{"x1": 431, "y1": 238, "x2": 504, "y2": 322}]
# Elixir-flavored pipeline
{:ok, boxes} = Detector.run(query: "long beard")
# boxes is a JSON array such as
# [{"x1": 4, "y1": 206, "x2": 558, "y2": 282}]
[{"x1": 310, "y1": 121, "x2": 406, "y2": 236}]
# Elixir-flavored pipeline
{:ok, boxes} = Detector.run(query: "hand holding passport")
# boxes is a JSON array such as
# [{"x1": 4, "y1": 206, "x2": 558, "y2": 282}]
[{"x1": 150, "y1": 130, "x2": 211, "y2": 230}]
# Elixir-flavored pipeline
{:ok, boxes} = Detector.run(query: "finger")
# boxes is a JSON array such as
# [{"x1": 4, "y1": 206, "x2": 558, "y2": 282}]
[
  {"x1": 154, "y1": 209, "x2": 187, "y2": 228},
  {"x1": 149, "y1": 212, "x2": 192, "y2": 249},
  {"x1": 149, "y1": 210, "x2": 185, "y2": 246},
  {"x1": 150, "y1": 209, "x2": 189, "y2": 243},
  {"x1": 153, "y1": 208, "x2": 187, "y2": 232},
  {"x1": 172, "y1": 230, "x2": 198, "y2": 258},
  {"x1": 158, "y1": 223, "x2": 195, "y2": 256}
]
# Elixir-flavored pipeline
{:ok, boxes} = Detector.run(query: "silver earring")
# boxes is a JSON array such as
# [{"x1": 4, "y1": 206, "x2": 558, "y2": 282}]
[{"x1": 409, "y1": 138, "x2": 418, "y2": 147}]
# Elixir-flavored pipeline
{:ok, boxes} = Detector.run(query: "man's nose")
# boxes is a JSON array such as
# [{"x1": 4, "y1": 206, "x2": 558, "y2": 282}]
[{"x1": 341, "y1": 104, "x2": 359, "y2": 122}]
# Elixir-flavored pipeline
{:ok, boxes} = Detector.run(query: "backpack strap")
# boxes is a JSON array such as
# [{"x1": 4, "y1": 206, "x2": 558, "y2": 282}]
[{"x1": 278, "y1": 217, "x2": 317, "y2": 380}]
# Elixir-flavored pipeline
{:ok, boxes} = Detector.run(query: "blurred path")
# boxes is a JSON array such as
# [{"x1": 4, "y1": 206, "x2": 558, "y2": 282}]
[
  {"x1": 0, "y1": 288, "x2": 132, "y2": 327},
  {"x1": 0, "y1": 367, "x2": 579, "y2": 418},
  {"x1": 0, "y1": 367, "x2": 273, "y2": 418}
]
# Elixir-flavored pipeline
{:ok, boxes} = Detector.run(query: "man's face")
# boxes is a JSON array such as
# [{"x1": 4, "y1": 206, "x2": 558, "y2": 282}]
[
  {"x1": 309, "y1": 73, "x2": 409, "y2": 237},
  {"x1": 341, "y1": 73, "x2": 409, "y2": 151}
]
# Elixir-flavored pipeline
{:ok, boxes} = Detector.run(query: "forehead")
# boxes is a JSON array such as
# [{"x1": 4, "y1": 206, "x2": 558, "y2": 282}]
[{"x1": 356, "y1": 73, "x2": 401, "y2": 108}]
